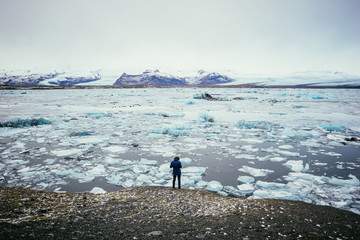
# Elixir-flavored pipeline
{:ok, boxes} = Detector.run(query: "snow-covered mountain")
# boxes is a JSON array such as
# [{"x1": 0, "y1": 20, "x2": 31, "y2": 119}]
[
  {"x1": 113, "y1": 69, "x2": 234, "y2": 86},
  {"x1": 1, "y1": 69, "x2": 359, "y2": 87},
  {"x1": 113, "y1": 70, "x2": 188, "y2": 86},
  {"x1": 0, "y1": 70, "x2": 102, "y2": 86}
]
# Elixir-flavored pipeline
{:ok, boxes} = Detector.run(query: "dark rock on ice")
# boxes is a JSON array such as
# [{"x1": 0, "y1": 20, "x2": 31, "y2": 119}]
[{"x1": 345, "y1": 137, "x2": 360, "y2": 142}]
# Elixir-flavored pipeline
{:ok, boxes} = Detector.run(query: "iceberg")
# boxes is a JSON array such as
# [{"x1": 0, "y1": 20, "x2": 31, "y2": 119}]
[
  {"x1": 278, "y1": 150, "x2": 300, "y2": 157},
  {"x1": 90, "y1": 187, "x2": 107, "y2": 194},
  {"x1": 103, "y1": 145, "x2": 128, "y2": 154},
  {"x1": 196, "y1": 180, "x2": 208, "y2": 189},
  {"x1": 139, "y1": 159, "x2": 158, "y2": 165},
  {"x1": 326, "y1": 174, "x2": 360, "y2": 186},
  {"x1": 206, "y1": 181, "x2": 223, "y2": 192},
  {"x1": 223, "y1": 186, "x2": 247, "y2": 198},
  {"x1": 238, "y1": 165, "x2": 274, "y2": 177},
  {"x1": 198, "y1": 112, "x2": 215, "y2": 123},
  {"x1": 122, "y1": 179, "x2": 135, "y2": 188},
  {"x1": 151, "y1": 124, "x2": 193, "y2": 137},
  {"x1": 319, "y1": 123, "x2": 345, "y2": 132},
  {"x1": 281, "y1": 128, "x2": 312, "y2": 139},
  {"x1": 0, "y1": 118, "x2": 51, "y2": 128},
  {"x1": 182, "y1": 167, "x2": 207, "y2": 176},
  {"x1": 255, "y1": 180, "x2": 287, "y2": 189},
  {"x1": 236, "y1": 184, "x2": 255, "y2": 196},
  {"x1": 52, "y1": 149, "x2": 83, "y2": 157},
  {"x1": 237, "y1": 175, "x2": 255, "y2": 184},
  {"x1": 283, "y1": 160, "x2": 309, "y2": 172},
  {"x1": 236, "y1": 120, "x2": 279, "y2": 131}
]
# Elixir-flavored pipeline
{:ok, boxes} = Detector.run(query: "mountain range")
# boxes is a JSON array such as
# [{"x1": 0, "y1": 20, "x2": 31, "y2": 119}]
[{"x1": 1, "y1": 69, "x2": 359, "y2": 87}]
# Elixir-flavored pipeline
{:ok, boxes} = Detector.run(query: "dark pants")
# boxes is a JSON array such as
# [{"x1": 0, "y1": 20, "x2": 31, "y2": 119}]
[{"x1": 173, "y1": 175, "x2": 181, "y2": 189}]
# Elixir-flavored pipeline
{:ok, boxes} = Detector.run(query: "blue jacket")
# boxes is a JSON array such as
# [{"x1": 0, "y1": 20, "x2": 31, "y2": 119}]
[{"x1": 170, "y1": 159, "x2": 182, "y2": 176}]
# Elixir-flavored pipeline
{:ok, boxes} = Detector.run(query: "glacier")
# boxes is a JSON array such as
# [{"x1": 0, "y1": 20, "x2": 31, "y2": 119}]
[{"x1": 0, "y1": 87, "x2": 359, "y2": 215}]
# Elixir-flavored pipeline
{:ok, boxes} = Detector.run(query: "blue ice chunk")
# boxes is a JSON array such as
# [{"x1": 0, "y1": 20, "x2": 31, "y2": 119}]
[
  {"x1": 86, "y1": 112, "x2": 112, "y2": 118},
  {"x1": 319, "y1": 123, "x2": 345, "y2": 132},
  {"x1": 206, "y1": 181, "x2": 223, "y2": 192},
  {"x1": 151, "y1": 124, "x2": 192, "y2": 137},
  {"x1": 0, "y1": 118, "x2": 51, "y2": 128},
  {"x1": 236, "y1": 120, "x2": 279, "y2": 131}
]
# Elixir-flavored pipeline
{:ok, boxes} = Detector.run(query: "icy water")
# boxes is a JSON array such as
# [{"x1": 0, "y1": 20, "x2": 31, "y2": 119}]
[{"x1": 0, "y1": 88, "x2": 360, "y2": 214}]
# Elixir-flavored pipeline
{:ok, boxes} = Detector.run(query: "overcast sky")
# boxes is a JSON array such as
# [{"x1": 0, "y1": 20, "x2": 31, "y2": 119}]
[{"x1": 1, "y1": 0, "x2": 359, "y2": 74}]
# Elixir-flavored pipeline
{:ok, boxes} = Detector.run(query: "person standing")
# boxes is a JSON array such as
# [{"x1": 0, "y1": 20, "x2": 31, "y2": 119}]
[{"x1": 170, "y1": 156, "x2": 182, "y2": 189}]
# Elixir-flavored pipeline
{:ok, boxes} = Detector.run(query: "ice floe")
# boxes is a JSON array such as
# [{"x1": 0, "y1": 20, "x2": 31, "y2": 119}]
[{"x1": 238, "y1": 165, "x2": 274, "y2": 177}]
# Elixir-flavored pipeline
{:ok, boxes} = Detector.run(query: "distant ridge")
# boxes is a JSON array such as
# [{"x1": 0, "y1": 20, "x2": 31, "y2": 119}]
[{"x1": 113, "y1": 70, "x2": 234, "y2": 86}]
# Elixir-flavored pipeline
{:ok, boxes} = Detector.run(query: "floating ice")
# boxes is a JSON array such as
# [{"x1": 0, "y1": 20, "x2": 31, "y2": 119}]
[
  {"x1": 278, "y1": 150, "x2": 300, "y2": 157},
  {"x1": 198, "y1": 112, "x2": 215, "y2": 123},
  {"x1": 139, "y1": 159, "x2": 158, "y2": 165},
  {"x1": 151, "y1": 124, "x2": 193, "y2": 137},
  {"x1": 281, "y1": 128, "x2": 312, "y2": 139},
  {"x1": 206, "y1": 181, "x2": 223, "y2": 192},
  {"x1": 135, "y1": 174, "x2": 153, "y2": 186},
  {"x1": 300, "y1": 139, "x2": 321, "y2": 148},
  {"x1": 237, "y1": 175, "x2": 255, "y2": 184},
  {"x1": 283, "y1": 160, "x2": 309, "y2": 172},
  {"x1": 86, "y1": 112, "x2": 112, "y2": 119},
  {"x1": 236, "y1": 184, "x2": 255, "y2": 196},
  {"x1": 238, "y1": 165, "x2": 274, "y2": 177},
  {"x1": 103, "y1": 145, "x2": 128, "y2": 153},
  {"x1": 269, "y1": 156, "x2": 286, "y2": 162},
  {"x1": 236, "y1": 120, "x2": 279, "y2": 131},
  {"x1": 255, "y1": 180, "x2": 287, "y2": 189},
  {"x1": 69, "y1": 131, "x2": 95, "y2": 136},
  {"x1": 182, "y1": 167, "x2": 207, "y2": 176},
  {"x1": 320, "y1": 123, "x2": 345, "y2": 132},
  {"x1": 327, "y1": 174, "x2": 360, "y2": 186},
  {"x1": 278, "y1": 145, "x2": 293, "y2": 150},
  {"x1": 180, "y1": 157, "x2": 192, "y2": 164},
  {"x1": 106, "y1": 173, "x2": 123, "y2": 185},
  {"x1": 87, "y1": 165, "x2": 106, "y2": 177},
  {"x1": 0, "y1": 118, "x2": 51, "y2": 128},
  {"x1": 196, "y1": 180, "x2": 208, "y2": 189},
  {"x1": 122, "y1": 179, "x2": 135, "y2": 188},
  {"x1": 52, "y1": 149, "x2": 83, "y2": 157},
  {"x1": 251, "y1": 189, "x2": 295, "y2": 199},
  {"x1": 90, "y1": 187, "x2": 107, "y2": 194},
  {"x1": 223, "y1": 185, "x2": 247, "y2": 198},
  {"x1": 322, "y1": 151, "x2": 342, "y2": 157}
]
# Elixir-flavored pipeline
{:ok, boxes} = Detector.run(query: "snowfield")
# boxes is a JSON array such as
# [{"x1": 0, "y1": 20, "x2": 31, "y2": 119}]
[{"x1": 0, "y1": 87, "x2": 360, "y2": 214}]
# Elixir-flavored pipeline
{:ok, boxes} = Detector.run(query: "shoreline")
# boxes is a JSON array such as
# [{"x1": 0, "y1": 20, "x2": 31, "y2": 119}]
[{"x1": 1, "y1": 186, "x2": 359, "y2": 239}]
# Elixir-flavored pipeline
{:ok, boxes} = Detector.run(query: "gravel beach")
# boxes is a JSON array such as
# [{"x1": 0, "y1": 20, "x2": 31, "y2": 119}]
[{"x1": 1, "y1": 186, "x2": 359, "y2": 239}]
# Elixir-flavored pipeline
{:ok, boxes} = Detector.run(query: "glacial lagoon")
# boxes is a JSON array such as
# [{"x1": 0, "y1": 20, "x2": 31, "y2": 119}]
[{"x1": 0, "y1": 87, "x2": 359, "y2": 214}]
